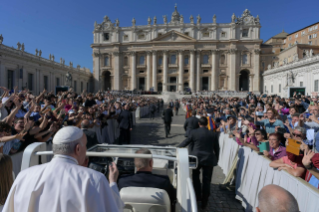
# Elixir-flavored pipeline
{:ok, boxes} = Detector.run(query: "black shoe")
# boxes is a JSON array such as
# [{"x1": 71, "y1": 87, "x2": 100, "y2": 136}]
[{"x1": 201, "y1": 200, "x2": 208, "y2": 210}]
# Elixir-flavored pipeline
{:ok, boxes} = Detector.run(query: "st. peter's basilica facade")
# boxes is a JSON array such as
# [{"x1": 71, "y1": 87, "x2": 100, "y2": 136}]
[{"x1": 91, "y1": 6, "x2": 262, "y2": 92}]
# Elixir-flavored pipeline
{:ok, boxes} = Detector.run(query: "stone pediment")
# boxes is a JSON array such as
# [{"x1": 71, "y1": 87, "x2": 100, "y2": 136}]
[{"x1": 152, "y1": 30, "x2": 196, "y2": 42}]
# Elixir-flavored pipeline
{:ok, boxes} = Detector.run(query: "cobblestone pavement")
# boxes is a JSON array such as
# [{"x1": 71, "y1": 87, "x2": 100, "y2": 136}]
[{"x1": 131, "y1": 106, "x2": 245, "y2": 212}]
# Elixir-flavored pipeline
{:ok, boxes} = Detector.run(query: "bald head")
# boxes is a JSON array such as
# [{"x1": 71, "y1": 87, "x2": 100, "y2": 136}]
[
  {"x1": 81, "y1": 119, "x2": 90, "y2": 129},
  {"x1": 257, "y1": 185, "x2": 299, "y2": 212}
]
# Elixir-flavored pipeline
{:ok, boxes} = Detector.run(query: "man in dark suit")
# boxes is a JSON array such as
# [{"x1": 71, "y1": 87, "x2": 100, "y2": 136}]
[
  {"x1": 118, "y1": 148, "x2": 176, "y2": 211},
  {"x1": 174, "y1": 99, "x2": 180, "y2": 116},
  {"x1": 149, "y1": 102, "x2": 156, "y2": 120},
  {"x1": 178, "y1": 117, "x2": 220, "y2": 210},
  {"x1": 81, "y1": 119, "x2": 98, "y2": 149},
  {"x1": 183, "y1": 111, "x2": 199, "y2": 137},
  {"x1": 162, "y1": 105, "x2": 174, "y2": 138},
  {"x1": 169, "y1": 100, "x2": 174, "y2": 108},
  {"x1": 118, "y1": 104, "x2": 133, "y2": 144}
]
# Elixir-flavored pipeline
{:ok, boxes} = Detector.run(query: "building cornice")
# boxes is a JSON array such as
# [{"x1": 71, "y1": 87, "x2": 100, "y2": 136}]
[
  {"x1": 263, "y1": 54, "x2": 319, "y2": 76},
  {"x1": 0, "y1": 44, "x2": 92, "y2": 76}
]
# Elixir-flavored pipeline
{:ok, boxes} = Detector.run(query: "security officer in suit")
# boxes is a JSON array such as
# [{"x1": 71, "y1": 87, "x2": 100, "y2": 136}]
[
  {"x1": 117, "y1": 104, "x2": 133, "y2": 144},
  {"x1": 174, "y1": 99, "x2": 180, "y2": 116},
  {"x1": 178, "y1": 117, "x2": 220, "y2": 210},
  {"x1": 81, "y1": 119, "x2": 99, "y2": 149},
  {"x1": 118, "y1": 148, "x2": 176, "y2": 211},
  {"x1": 183, "y1": 111, "x2": 199, "y2": 137},
  {"x1": 162, "y1": 104, "x2": 174, "y2": 138}
]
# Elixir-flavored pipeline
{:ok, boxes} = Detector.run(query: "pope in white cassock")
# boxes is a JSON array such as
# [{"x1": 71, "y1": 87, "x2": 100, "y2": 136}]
[{"x1": 2, "y1": 126, "x2": 124, "y2": 212}]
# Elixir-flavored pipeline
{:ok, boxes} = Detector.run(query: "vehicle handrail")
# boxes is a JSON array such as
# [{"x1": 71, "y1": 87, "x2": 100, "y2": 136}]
[
  {"x1": 187, "y1": 178, "x2": 198, "y2": 212},
  {"x1": 34, "y1": 151, "x2": 177, "y2": 161}
]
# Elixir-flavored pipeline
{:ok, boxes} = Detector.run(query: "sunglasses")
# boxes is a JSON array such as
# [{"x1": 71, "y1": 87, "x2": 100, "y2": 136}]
[
  {"x1": 292, "y1": 133, "x2": 302, "y2": 138},
  {"x1": 255, "y1": 133, "x2": 261, "y2": 135}
]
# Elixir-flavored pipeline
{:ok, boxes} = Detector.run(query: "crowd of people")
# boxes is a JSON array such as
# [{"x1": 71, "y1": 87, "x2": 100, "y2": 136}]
[
  {"x1": 180, "y1": 91, "x2": 319, "y2": 209},
  {"x1": 0, "y1": 85, "x2": 163, "y2": 210}
]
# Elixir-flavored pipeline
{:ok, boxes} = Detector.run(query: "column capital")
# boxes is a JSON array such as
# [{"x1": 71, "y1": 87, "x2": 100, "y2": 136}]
[
  {"x1": 162, "y1": 50, "x2": 168, "y2": 55},
  {"x1": 189, "y1": 49, "x2": 196, "y2": 54},
  {"x1": 178, "y1": 49, "x2": 184, "y2": 54},
  {"x1": 228, "y1": 48, "x2": 238, "y2": 54},
  {"x1": 254, "y1": 49, "x2": 261, "y2": 55},
  {"x1": 113, "y1": 51, "x2": 120, "y2": 56},
  {"x1": 128, "y1": 51, "x2": 136, "y2": 56},
  {"x1": 94, "y1": 52, "x2": 101, "y2": 57},
  {"x1": 146, "y1": 51, "x2": 152, "y2": 55},
  {"x1": 151, "y1": 50, "x2": 157, "y2": 54},
  {"x1": 211, "y1": 49, "x2": 220, "y2": 54}
]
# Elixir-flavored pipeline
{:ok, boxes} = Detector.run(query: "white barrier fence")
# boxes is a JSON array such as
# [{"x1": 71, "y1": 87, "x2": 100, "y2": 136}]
[{"x1": 218, "y1": 132, "x2": 319, "y2": 212}]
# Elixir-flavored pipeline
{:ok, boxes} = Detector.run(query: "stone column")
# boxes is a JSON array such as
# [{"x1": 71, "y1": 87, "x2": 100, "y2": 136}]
[
  {"x1": 146, "y1": 51, "x2": 151, "y2": 90},
  {"x1": 211, "y1": 50, "x2": 218, "y2": 91},
  {"x1": 152, "y1": 50, "x2": 157, "y2": 91},
  {"x1": 190, "y1": 50, "x2": 195, "y2": 92},
  {"x1": 253, "y1": 49, "x2": 260, "y2": 92},
  {"x1": 249, "y1": 74, "x2": 254, "y2": 91},
  {"x1": 163, "y1": 50, "x2": 168, "y2": 92},
  {"x1": 130, "y1": 52, "x2": 136, "y2": 90},
  {"x1": 93, "y1": 52, "x2": 100, "y2": 92},
  {"x1": 178, "y1": 50, "x2": 184, "y2": 91},
  {"x1": 113, "y1": 52, "x2": 120, "y2": 90},
  {"x1": 229, "y1": 49, "x2": 237, "y2": 91},
  {"x1": 196, "y1": 51, "x2": 201, "y2": 91}
]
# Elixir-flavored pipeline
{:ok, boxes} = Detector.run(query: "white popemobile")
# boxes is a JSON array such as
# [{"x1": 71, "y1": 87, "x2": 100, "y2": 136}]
[{"x1": 21, "y1": 142, "x2": 199, "y2": 212}]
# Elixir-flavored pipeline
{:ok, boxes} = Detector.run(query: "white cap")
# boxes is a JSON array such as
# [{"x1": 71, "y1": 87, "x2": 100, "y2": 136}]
[
  {"x1": 53, "y1": 126, "x2": 83, "y2": 144},
  {"x1": 2, "y1": 97, "x2": 9, "y2": 104}
]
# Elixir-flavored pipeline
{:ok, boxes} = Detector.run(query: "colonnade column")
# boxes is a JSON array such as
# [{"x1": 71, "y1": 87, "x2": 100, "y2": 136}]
[
  {"x1": 196, "y1": 51, "x2": 201, "y2": 91},
  {"x1": 178, "y1": 50, "x2": 184, "y2": 92},
  {"x1": 152, "y1": 50, "x2": 157, "y2": 91},
  {"x1": 113, "y1": 52, "x2": 120, "y2": 90},
  {"x1": 249, "y1": 74, "x2": 254, "y2": 91},
  {"x1": 189, "y1": 50, "x2": 195, "y2": 92},
  {"x1": 163, "y1": 50, "x2": 168, "y2": 92},
  {"x1": 253, "y1": 49, "x2": 260, "y2": 92},
  {"x1": 130, "y1": 52, "x2": 136, "y2": 90},
  {"x1": 93, "y1": 53, "x2": 101, "y2": 92},
  {"x1": 211, "y1": 50, "x2": 218, "y2": 91},
  {"x1": 146, "y1": 51, "x2": 151, "y2": 91},
  {"x1": 229, "y1": 48, "x2": 237, "y2": 91}
]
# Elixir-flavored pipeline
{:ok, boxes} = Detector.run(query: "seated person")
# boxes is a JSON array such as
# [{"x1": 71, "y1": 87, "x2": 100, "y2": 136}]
[{"x1": 118, "y1": 148, "x2": 176, "y2": 210}]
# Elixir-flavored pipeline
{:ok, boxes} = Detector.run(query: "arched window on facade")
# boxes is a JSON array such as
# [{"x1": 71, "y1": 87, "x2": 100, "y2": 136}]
[
  {"x1": 139, "y1": 56, "x2": 145, "y2": 65},
  {"x1": 220, "y1": 55, "x2": 225, "y2": 64},
  {"x1": 242, "y1": 54, "x2": 248, "y2": 64},
  {"x1": 203, "y1": 54, "x2": 209, "y2": 64},
  {"x1": 124, "y1": 57, "x2": 128, "y2": 66},
  {"x1": 170, "y1": 55, "x2": 176, "y2": 64},
  {"x1": 104, "y1": 56, "x2": 109, "y2": 66}
]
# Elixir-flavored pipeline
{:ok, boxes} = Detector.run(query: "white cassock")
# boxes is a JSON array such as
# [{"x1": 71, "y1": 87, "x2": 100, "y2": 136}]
[{"x1": 2, "y1": 155, "x2": 124, "y2": 212}]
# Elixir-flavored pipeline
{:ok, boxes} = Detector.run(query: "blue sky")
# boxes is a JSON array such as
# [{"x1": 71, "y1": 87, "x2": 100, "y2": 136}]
[{"x1": 0, "y1": 0, "x2": 317, "y2": 72}]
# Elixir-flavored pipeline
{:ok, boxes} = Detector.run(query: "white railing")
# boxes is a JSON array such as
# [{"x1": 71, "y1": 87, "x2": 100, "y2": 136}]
[{"x1": 187, "y1": 178, "x2": 198, "y2": 212}]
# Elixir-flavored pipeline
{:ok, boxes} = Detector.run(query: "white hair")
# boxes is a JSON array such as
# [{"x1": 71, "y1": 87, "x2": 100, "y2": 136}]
[{"x1": 52, "y1": 138, "x2": 83, "y2": 155}]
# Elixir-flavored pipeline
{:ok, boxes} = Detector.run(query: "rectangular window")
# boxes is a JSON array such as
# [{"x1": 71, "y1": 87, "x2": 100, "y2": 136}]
[
  {"x1": 157, "y1": 70, "x2": 162, "y2": 73},
  {"x1": 315, "y1": 80, "x2": 319, "y2": 92},
  {"x1": 81, "y1": 81, "x2": 83, "y2": 91},
  {"x1": 123, "y1": 35, "x2": 128, "y2": 41},
  {"x1": 309, "y1": 41, "x2": 312, "y2": 45},
  {"x1": 203, "y1": 70, "x2": 209, "y2": 73},
  {"x1": 74, "y1": 80, "x2": 77, "y2": 92},
  {"x1": 56, "y1": 78, "x2": 60, "y2": 86},
  {"x1": 139, "y1": 56, "x2": 145, "y2": 65},
  {"x1": 279, "y1": 84, "x2": 281, "y2": 92},
  {"x1": 103, "y1": 33, "x2": 109, "y2": 41},
  {"x1": 104, "y1": 57, "x2": 109, "y2": 66},
  {"x1": 203, "y1": 32, "x2": 209, "y2": 37},
  {"x1": 184, "y1": 56, "x2": 189, "y2": 65},
  {"x1": 271, "y1": 85, "x2": 273, "y2": 93},
  {"x1": 289, "y1": 36, "x2": 292, "y2": 40},
  {"x1": 184, "y1": 70, "x2": 189, "y2": 73},
  {"x1": 44, "y1": 76, "x2": 48, "y2": 90},
  {"x1": 203, "y1": 55, "x2": 209, "y2": 64},
  {"x1": 28, "y1": 73, "x2": 33, "y2": 91},
  {"x1": 158, "y1": 57, "x2": 162, "y2": 65},
  {"x1": 309, "y1": 35, "x2": 312, "y2": 39},
  {"x1": 184, "y1": 32, "x2": 189, "y2": 36},
  {"x1": 170, "y1": 55, "x2": 176, "y2": 64},
  {"x1": 300, "y1": 82, "x2": 303, "y2": 87},
  {"x1": 284, "y1": 39, "x2": 286, "y2": 43},
  {"x1": 221, "y1": 32, "x2": 226, "y2": 38},
  {"x1": 7, "y1": 70, "x2": 14, "y2": 90},
  {"x1": 295, "y1": 34, "x2": 298, "y2": 38},
  {"x1": 242, "y1": 29, "x2": 249, "y2": 37}
]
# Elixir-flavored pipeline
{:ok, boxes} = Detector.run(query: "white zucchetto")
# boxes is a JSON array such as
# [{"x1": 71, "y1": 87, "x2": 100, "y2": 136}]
[{"x1": 53, "y1": 126, "x2": 83, "y2": 144}]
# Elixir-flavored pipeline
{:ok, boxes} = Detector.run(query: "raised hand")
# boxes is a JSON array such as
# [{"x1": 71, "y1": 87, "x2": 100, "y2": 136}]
[{"x1": 302, "y1": 150, "x2": 315, "y2": 167}]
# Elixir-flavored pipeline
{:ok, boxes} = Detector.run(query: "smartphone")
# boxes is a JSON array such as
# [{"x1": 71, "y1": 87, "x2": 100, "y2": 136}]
[{"x1": 238, "y1": 120, "x2": 242, "y2": 128}]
